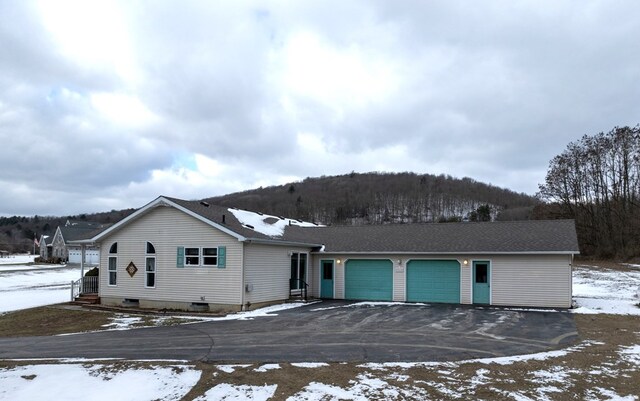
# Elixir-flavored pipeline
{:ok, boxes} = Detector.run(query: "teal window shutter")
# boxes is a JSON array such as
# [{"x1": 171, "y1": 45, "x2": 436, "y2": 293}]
[
  {"x1": 177, "y1": 246, "x2": 184, "y2": 268},
  {"x1": 218, "y1": 246, "x2": 226, "y2": 268}
]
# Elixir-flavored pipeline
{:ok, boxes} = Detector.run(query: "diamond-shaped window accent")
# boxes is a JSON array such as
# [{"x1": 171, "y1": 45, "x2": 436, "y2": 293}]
[{"x1": 126, "y1": 261, "x2": 138, "y2": 277}]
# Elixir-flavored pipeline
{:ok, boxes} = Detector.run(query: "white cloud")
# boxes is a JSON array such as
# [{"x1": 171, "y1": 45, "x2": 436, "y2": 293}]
[
  {"x1": 1, "y1": 1, "x2": 640, "y2": 215},
  {"x1": 90, "y1": 92, "x2": 160, "y2": 127}
]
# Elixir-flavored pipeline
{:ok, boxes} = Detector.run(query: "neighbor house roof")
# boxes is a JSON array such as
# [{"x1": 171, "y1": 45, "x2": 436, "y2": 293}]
[
  {"x1": 283, "y1": 219, "x2": 580, "y2": 254},
  {"x1": 81, "y1": 196, "x2": 579, "y2": 254}
]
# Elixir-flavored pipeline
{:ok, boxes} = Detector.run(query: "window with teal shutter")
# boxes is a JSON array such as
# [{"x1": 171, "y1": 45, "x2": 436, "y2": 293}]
[
  {"x1": 177, "y1": 246, "x2": 184, "y2": 268},
  {"x1": 217, "y1": 246, "x2": 226, "y2": 268}
]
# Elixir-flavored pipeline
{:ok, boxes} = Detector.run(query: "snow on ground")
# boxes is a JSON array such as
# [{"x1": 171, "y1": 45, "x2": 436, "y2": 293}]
[
  {"x1": 228, "y1": 208, "x2": 320, "y2": 237},
  {"x1": 194, "y1": 383, "x2": 277, "y2": 401},
  {"x1": 0, "y1": 264, "x2": 81, "y2": 313},
  {"x1": 311, "y1": 301, "x2": 426, "y2": 311},
  {"x1": 0, "y1": 363, "x2": 199, "y2": 401},
  {"x1": 254, "y1": 364, "x2": 281, "y2": 372},
  {"x1": 1, "y1": 263, "x2": 639, "y2": 400},
  {"x1": 572, "y1": 265, "x2": 640, "y2": 315},
  {"x1": 0, "y1": 254, "x2": 36, "y2": 265}
]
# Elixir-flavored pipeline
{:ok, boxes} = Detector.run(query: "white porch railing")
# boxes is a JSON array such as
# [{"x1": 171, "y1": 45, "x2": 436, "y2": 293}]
[{"x1": 70, "y1": 276, "x2": 99, "y2": 300}]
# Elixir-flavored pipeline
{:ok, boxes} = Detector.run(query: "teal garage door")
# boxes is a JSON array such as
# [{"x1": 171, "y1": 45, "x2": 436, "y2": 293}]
[
  {"x1": 406, "y1": 260, "x2": 460, "y2": 303},
  {"x1": 345, "y1": 259, "x2": 393, "y2": 301}
]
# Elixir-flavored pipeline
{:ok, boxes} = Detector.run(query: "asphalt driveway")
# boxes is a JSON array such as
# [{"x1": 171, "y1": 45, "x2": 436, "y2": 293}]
[{"x1": 0, "y1": 301, "x2": 578, "y2": 362}]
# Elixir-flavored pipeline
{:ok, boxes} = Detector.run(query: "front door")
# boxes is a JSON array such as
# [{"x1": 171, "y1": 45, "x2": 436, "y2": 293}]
[
  {"x1": 320, "y1": 260, "x2": 334, "y2": 298},
  {"x1": 473, "y1": 261, "x2": 490, "y2": 304}
]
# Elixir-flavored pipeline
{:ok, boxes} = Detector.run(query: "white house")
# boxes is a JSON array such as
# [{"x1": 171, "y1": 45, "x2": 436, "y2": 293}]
[{"x1": 75, "y1": 196, "x2": 580, "y2": 311}]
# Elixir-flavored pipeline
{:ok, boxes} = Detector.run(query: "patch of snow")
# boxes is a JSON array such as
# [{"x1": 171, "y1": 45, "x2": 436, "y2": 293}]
[
  {"x1": 160, "y1": 301, "x2": 319, "y2": 325},
  {"x1": 311, "y1": 301, "x2": 427, "y2": 312},
  {"x1": 102, "y1": 315, "x2": 144, "y2": 330},
  {"x1": 572, "y1": 267, "x2": 640, "y2": 315},
  {"x1": 503, "y1": 391, "x2": 536, "y2": 401},
  {"x1": 195, "y1": 383, "x2": 277, "y2": 401},
  {"x1": 0, "y1": 363, "x2": 200, "y2": 401},
  {"x1": 289, "y1": 373, "x2": 401, "y2": 401},
  {"x1": 618, "y1": 344, "x2": 640, "y2": 366},
  {"x1": 361, "y1": 341, "x2": 601, "y2": 369},
  {"x1": 586, "y1": 387, "x2": 638, "y2": 401},
  {"x1": 215, "y1": 364, "x2": 251, "y2": 373},
  {"x1": 254, "y1": 363, "x2": 281, "y2": 372},
  {"x1": 290, "y1": 362, "x2": 329, "y2": 368},
  {"x1": 0, "y1": 254, "x2": 37, "y2": 265},
  {"x1": 472, "y1": 312, "x2": 512, "y2": 340},
  {"x1": 228, "y1": 208, "x2": 321, "y2": 237}
]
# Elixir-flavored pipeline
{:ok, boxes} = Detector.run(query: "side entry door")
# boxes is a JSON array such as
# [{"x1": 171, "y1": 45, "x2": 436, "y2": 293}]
[{"x1": 320, "y1": 260, "x2": 334, "y2": 299}]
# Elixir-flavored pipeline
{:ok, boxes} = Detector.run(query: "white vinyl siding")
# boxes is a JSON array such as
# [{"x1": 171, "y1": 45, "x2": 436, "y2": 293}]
[
  {"x1": 490, "y1": 254, "x2": 572, "y2": 308},
  {"x1": 244, "y1": 244, "x2": 312, "y2": 304},
  {"x1": 98, "y1": 206, "x2": 243, "y2": 305},
  {"x1": 393, "y1": 259, "x2": 404, "y2": 302},
  {"x1": 311, "y1": 253, "x2": 572, "y2": 308}
]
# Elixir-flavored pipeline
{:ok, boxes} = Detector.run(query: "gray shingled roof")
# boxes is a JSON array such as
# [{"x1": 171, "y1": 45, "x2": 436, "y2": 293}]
[
  {"x1": 60, "y1": 225, "x2": 106, "y2": 242},
  {"x1": 169, "y1": 197, "x2": 578, "y2": 254},
  {"x1": 88, "y1": 196, "x2": 579, "y2": 254},
  {"x1": 282, "y1": 219, "x2": 579, "y2": 254},
  {"x1": 165, "y1": 196, "x2": 290, "y2": 241}
]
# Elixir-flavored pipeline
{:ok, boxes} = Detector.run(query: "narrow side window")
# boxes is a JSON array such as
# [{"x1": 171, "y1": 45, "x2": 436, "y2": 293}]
[{"x1": 146, "y1": 241, "x2": 156, "y2": 287}]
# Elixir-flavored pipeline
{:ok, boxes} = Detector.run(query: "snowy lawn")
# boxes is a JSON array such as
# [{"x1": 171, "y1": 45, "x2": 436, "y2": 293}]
[
  {"x1": 0, "y1": 363, "x2": 199, "y2": 401},
  {"x1": 572, "y1": 264, "x2": 640, "y2": 315},
  {"x1": 1, "y1": 262, "x2": 639, "y2": 400},
  {"x1": 0, "y1": 264, "x2": 81, "y2": 313},
  {"x1": 0, "y1": 254, "x2": 36, "y2": 266}
]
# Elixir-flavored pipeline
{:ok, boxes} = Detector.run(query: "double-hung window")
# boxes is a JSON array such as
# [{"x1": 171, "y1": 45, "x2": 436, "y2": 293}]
[
  {"x1": 185, "y1": 248, "x2": 200, "y2": 265},
  {"x1": 202, "y1": 248, "x2": 218, "y2": 266},
  {"x1": 146, "y1": 242, "x2": 156, "y2": 288},
  {"x1": 179, "y1": 246, "x2": 224, "y2": 267}
]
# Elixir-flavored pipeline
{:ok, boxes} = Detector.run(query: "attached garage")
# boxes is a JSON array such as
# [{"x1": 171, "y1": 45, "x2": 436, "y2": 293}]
[
  {"x1": 345, "y1": 259, "x2": 393, "y2": 301},
  {"x1": 406, "y1": 260, "x2": 460, "y2": 303}
]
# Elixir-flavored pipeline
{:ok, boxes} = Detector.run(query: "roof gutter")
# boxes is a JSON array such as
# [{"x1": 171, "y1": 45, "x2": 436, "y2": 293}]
[
  {"x1": 243, "y1": 238, "x2": 323, "y2": 248},
  {"x1": 310, "y1": 250, "x2": 580, "y2": 255}
]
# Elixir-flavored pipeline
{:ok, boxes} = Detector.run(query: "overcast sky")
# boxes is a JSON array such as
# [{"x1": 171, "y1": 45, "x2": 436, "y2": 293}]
[{"x1": 1, "y1": 1, "x2": 639, "y2": 217}]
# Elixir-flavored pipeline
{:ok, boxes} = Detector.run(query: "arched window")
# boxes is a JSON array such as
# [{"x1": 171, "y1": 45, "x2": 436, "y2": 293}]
[
  {"x1": 145, "y1": 242, "x2": 156, "y2": 288},
  {"x1": 109, "y1": 242, "x2": 118, "y2": 254}
]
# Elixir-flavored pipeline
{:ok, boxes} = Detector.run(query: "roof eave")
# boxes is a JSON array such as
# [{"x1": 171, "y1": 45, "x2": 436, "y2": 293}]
[
  {"x1": 244, "y1": 238, "x2": 323, "y2": 248},
  {"x1": 311, "y1": 250, "x2": 580, "y2": 255}
]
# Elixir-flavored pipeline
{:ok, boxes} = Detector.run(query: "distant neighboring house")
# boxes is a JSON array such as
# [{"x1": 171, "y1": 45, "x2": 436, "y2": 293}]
[
  {"x1": 38, "y1": 234, "x2": 51, "y2": 260},
  {"x1": 0, "y1": 250, "x2": 9, "y2": 258},
  {"x1": 75, "y1": 196, "x2": 580, "y2": 312},
  {"x1": 49, "y1": 220, "x2": 105, "y2": 264}
]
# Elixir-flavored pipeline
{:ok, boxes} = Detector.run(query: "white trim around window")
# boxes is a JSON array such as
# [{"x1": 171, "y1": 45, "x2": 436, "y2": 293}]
[
  {"x1": 145, "y1": 256, "x2": 156, "y2": 288},
  {"x1": 183, "y1": 247, "x2": 218, "y2": 267},
  {"x1": 108, "y1": 256, "x2": 117, "y2": 286}
]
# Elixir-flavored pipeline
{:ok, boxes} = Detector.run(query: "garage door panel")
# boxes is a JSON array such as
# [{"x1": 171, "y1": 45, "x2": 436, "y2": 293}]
[
  {"x1": 345, "y1": 259, "x2": 393, "y2": 301},
  {"x1": 407, "y1": 260, "x2": 460, "y2": 303}
]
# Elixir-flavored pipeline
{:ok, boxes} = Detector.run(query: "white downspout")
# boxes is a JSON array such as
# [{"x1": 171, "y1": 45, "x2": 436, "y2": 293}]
[{"x1": 240, "y1": 240, "x2": 246, "y2": 311}]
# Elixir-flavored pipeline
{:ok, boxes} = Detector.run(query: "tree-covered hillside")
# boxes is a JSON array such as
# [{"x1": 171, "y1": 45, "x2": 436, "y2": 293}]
[{"x1": 205, "y1": 172, "x2": 537, "y2": 225}]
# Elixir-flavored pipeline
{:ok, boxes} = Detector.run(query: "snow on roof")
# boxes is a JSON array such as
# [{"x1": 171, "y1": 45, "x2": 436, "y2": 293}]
[{"x1": 228, "y1": 208, "x2": 321, "y2": 237}]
